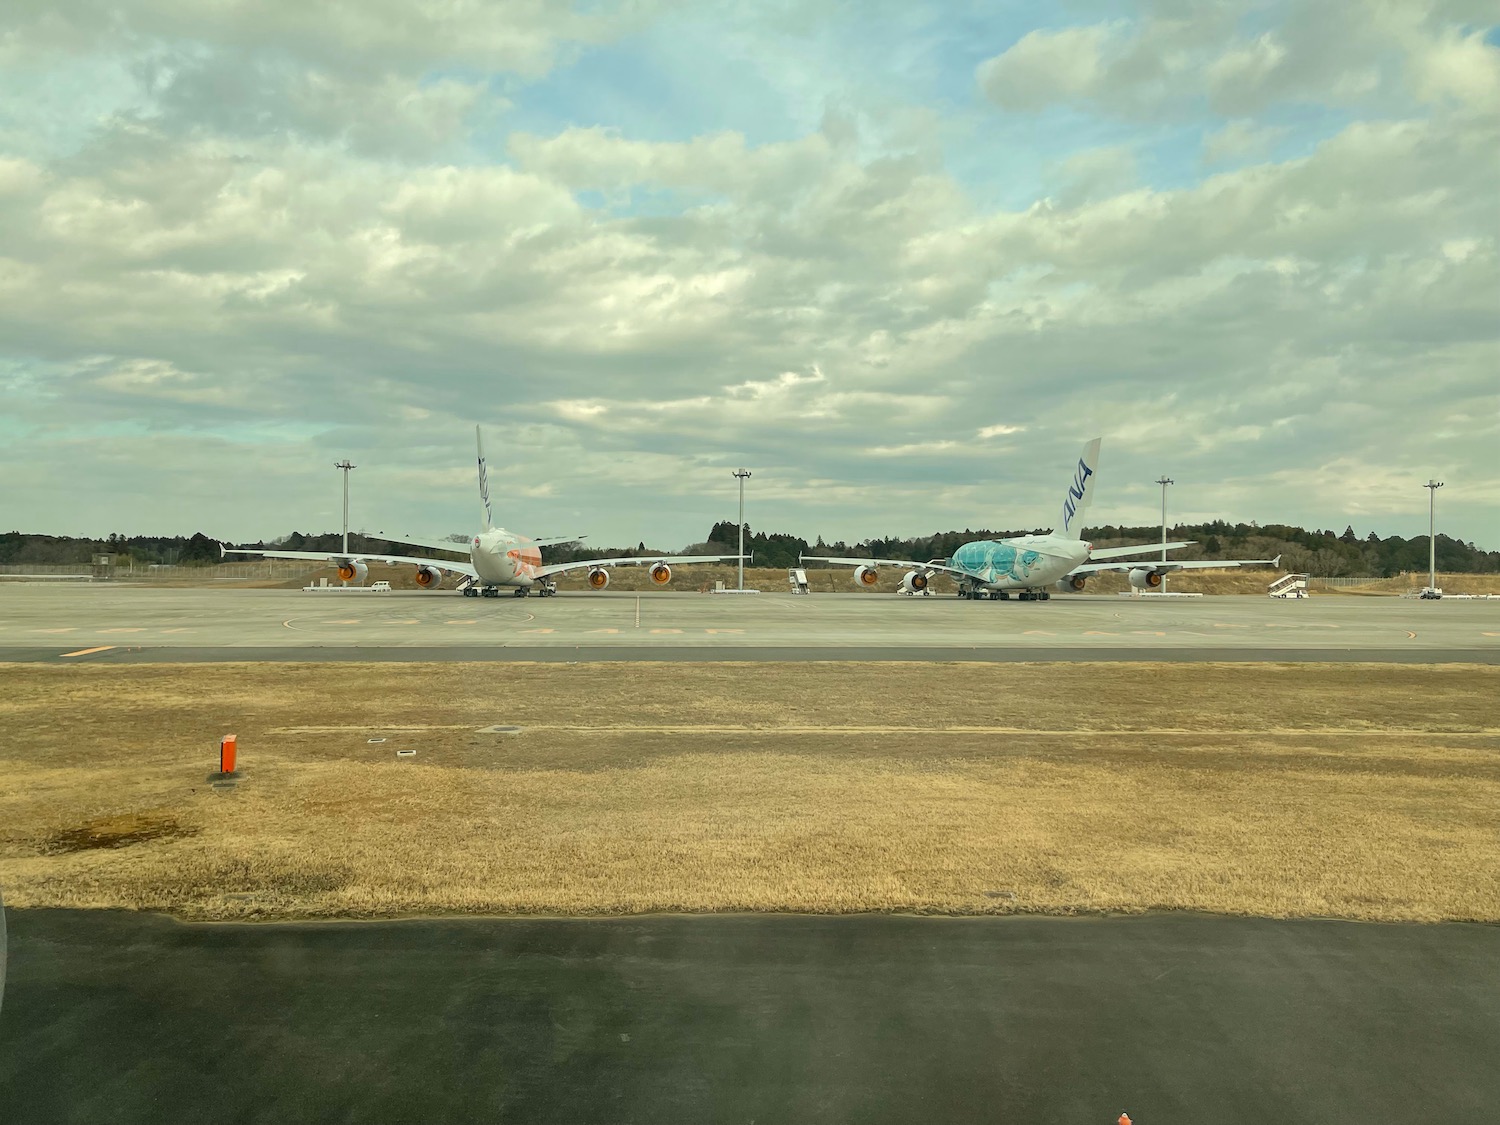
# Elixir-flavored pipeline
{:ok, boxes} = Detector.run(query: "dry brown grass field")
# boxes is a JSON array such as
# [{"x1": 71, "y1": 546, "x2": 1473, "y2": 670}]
[{"x1": 2, "y1": 661, "x2": 1496, "y2": 924}]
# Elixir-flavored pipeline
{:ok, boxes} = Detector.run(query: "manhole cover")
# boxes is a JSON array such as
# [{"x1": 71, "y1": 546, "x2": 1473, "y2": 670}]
[{"x1": 477, "y1": 725, "x2": 523, "y2": 735}]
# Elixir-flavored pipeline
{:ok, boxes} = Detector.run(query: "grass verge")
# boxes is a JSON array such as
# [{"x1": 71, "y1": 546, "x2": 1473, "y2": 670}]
[{"x1": 1, "y1": 661, "x2": 1496, "y2": 923}]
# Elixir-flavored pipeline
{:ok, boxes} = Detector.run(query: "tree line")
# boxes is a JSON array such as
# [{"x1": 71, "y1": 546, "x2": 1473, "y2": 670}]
[{"x1": 3, "y1": 521, "x2": 1496, "y2": 577}]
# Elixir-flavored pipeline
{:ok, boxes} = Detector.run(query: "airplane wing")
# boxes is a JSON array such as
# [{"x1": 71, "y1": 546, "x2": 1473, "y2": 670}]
[
  {"x1": 1070, "y1": 555, "x2": 1280, "y2": 576},
  {"x1": 800, "y1": 555, "x2": 977, "y2": 580},
  {"x1": 221, "y1": 547, "x2": 478, "y2": 578},
  {"x1": 1087, "y1": 541, "x2": 1194, "y2": 560},
  {"x1": 533, "y1": 554, "x2": 741, "y2": 579}
]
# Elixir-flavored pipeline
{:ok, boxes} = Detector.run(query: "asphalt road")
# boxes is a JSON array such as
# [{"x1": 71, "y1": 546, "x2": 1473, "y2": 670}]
[
  {"x1": 2, "y1": 585, "x2": 1498, "y2": 663},
  {"x1": 5, "y1": 644, "x2": 1499, "y2": 664},
  {"x1": 1, "y1": 909, "x2": 1496, "y2": 1124}
]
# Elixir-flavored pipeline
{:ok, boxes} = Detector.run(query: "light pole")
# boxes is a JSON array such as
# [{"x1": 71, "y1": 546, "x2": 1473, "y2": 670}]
[
  {"x1": 1156, "y1": 475, "x2": 1174, "y2": 592},
  {"x1": 733, "y1": 468, "x2": 752, "y2": 591},
  {"x1": 335, "y1": 460, "x2": 356, "y2": 555},
  {"x1": 1425, "y1": 479, "x2": 1444, "y2": 591}
]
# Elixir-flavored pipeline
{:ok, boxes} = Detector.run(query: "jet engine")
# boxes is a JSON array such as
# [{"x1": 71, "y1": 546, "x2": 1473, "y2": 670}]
[
  {"x1": 901, "y1": 570, "x2": 929, "y2": 594},
  {"x1": 336, "y1": 560, "x2": 369, "y2": 585},
  {"x1": 414, "y1": 564, "x2": 443, "y2": 590},
  {"x1": 853, "y1": 565, "x2": 879, "y2": 588},
  {"x1": 587, "y1": 567, "x2": 610, "y2": 590},
  {"x1": 1129, "y1": 567, "x2": 1164, "y2": 590},
  {"x1": 1056, "y1": 575, "x2": 1087, "y2": 593},
  {"x1": 649, "y1": 562, "x2": 672, "y2": 585}
]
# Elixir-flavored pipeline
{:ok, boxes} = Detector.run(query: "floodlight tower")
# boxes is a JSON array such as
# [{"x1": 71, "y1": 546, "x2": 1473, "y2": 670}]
[
  {"x1": 734, "y1": 468, "x2": 752, "y2": 591},
  {"x1": 335, "y1": 460, "x2": 357, "y2": 554},
  {"x1": 1156, "y1": 476, "x2": 1174, "y2": 591},
  {"x1": 1424, "y1": 479, "x2": 1444, "y2": 591}
]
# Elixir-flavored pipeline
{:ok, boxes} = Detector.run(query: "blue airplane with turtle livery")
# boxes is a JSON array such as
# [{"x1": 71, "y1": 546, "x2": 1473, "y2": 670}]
[{"x1": 803, "y1": 438, "x2": 1278, "y2": 601}]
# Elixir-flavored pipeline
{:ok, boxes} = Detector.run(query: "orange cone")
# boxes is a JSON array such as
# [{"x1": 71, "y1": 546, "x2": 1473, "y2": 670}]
[{"x1": 1118, "y1": 1115, "x2": 1132, "y2": 1125}]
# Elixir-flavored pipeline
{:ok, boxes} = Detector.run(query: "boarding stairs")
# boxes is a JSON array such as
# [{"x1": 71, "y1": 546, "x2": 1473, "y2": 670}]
[
  {"x1": 1267, "y1": 573, "x2": 1309, "y2": 599},
  {"x1": 788, "y1": 568, "x2": 810, "y2": 594}
]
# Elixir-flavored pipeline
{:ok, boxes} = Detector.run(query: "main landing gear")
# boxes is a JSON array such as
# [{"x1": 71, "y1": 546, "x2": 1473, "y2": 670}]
[
  {"x1": 462, "y1": 581, "x2": 559, "y2": 599},
  {"x1": 960, "y1": 587, "x2": 1049, "y2": 601}
]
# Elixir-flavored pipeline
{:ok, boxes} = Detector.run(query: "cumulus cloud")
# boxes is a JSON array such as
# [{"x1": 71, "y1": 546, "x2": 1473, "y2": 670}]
[{"x1": 0, "y1": 1, "x2": 1494, "y2": 545}]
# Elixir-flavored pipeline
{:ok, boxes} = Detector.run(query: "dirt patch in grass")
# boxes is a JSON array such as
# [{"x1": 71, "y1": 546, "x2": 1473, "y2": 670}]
[
  {"x1": 44, "y1": 809, "x2": 198, "y2": 854},
  {"x1": 1, "y1": 661, "x2": 1496, "y2": 923}
]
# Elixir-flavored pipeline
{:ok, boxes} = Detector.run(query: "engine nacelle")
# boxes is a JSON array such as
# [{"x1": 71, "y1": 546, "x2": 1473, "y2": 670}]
[
  {"x1": 587, "y1": 567, "x2": 610, "y2": 590},
  {"x1": 1057, "y1": 575, "x2": 1087, "y2": 593},
  {"x1": 1129, "y1": 567, "x2": 1164, "y2": 590},
  {"x1": 901, "y1": 570, "x2": 929, "y2": 594},
  {"x1": 853, "y1": 565, "x2": 880, "y2": 588},
  {"x1": 336, "y1": 560, "x2": 369, "y2": 585},
  {"x1": 649, "y1": 562, "x2": 672, "y2": 585},
  {"x1": 414, "y1": 564, "x2": 443, "y2": 590}
]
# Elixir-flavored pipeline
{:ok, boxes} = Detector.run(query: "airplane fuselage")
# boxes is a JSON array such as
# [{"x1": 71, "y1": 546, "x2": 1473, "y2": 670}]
[
  {"x1": 469, "y1": 527, "x2": 543, "y2": 588},
  {"x1": 950, "y1": 534, "x2": 1091, "y2": 591}
]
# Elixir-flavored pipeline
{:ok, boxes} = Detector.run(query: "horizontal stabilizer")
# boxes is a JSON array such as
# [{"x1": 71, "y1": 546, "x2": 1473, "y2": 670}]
[
  {"x1": 1088, "y1": 541, "x2": 1194, "y2": 560},
  {"x1": 371, "y1": 533, "x2": 474, "y2": 555}
]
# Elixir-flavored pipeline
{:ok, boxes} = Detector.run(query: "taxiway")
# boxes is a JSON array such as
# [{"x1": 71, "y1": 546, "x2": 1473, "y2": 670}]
[{"x1": 0, "y1": 585, "x2": 1496, "y2": 663}]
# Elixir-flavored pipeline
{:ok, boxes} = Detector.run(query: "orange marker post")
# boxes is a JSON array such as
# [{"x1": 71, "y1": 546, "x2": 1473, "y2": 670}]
[{"x1": 220, "y1": 734, "x2": 238, "y2": 775}]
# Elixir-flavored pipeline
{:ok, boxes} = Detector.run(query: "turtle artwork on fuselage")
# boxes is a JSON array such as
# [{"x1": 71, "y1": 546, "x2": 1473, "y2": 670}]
[{"x1": 950, "y1": 541, "x2": 1045, "y2": 585}]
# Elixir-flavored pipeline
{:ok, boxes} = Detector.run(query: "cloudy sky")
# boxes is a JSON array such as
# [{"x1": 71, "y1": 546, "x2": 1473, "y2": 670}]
[{"x1": 1, "y1": 0, "x2": 1496, "y2": 548}]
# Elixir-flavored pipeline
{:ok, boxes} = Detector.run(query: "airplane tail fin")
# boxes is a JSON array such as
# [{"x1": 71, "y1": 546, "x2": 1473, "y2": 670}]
[
  {"x1": 476, "y1": 424, "x2": 493, "y2": 531},
  {"x1": 1058, "y1": 437, "x2": 1102, "y2": 539}
]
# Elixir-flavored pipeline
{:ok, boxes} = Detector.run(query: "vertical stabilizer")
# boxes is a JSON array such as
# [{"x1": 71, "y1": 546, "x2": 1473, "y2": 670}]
[
  {"x1": 476, "y1": 425, "x2": 493, "y2": 531},
  {"x1": 1058, "y1": 438, "x2": 1102, "y2": 539}
]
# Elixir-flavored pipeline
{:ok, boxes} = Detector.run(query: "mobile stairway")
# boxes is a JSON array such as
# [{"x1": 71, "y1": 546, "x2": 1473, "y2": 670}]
[{"x1": 1267, "y1": 573, "x2": 1309, "y2": 599}]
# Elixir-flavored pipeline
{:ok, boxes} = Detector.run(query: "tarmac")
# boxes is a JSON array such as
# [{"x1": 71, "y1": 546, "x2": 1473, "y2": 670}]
[
  {"x1": 5, "y1": 584, "x2": 1497, "y2": 1122},
  {"x1": 2, "y1": 584, "x2": 1499, "y2": 663},
  {"x1": 2, "y1": 909, "x2": 1496, "y2": 1125}
]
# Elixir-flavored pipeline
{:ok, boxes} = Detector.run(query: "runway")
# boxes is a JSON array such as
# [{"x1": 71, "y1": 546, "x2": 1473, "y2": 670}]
[{"x1": 1, "y1": 584, "x2": 1497, "y2": 662}]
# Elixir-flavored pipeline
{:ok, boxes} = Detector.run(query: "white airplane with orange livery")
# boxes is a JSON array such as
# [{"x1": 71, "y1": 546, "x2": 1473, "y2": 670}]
[{"x1": 224, "y1": 427, "x2": 738, "y2": 597}]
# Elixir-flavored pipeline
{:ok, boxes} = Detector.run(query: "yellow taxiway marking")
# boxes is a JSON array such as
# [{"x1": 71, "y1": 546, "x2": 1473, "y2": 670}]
[
  {"x1": 329, "y1": 620, "x2": 361, "y2": 625},
  {"x1": 1133, "y1": 631, "x2": 1167, "y2": 636},
  {"x1": 1023, "y1": 630, "x2": 1055, "y2": 636},
  {"x1": 1408, "y1": 631, "x2": 1418, "y2": 639},
  {"x1": 446, "y1": 620, "x2": 477, "y2": 625},
  {"x1": 1214, "y1": 623, "x2": 1250, "y2": 629},
  {"x1": 650, "y1": 628, "x2": 684, "y2": 634},
  {"x1": 391, "y1": 619, "x2": 420, "y2": 625},
  {"x1": 33, "y1": 628, "x2": 78, "y2": 634},
  {"x1": 705, "y1": 629, "x2": 745, "y2": 634},
  {"x1": 60, "y1": 646, "x2": 116, "y2": 658},
  {"x1": 1082, "y1": 630, "x2": 1118, "y2": 636},
  {"x1": 98, "y1": 628, "x2": 146, "y2": 634},
  {"x1": 590, "y1": 628, "x2": 621, "y2": 634},
  {"x1": 520, "y1": 628, "x2": 555, "y2": 634},
  {"x1": 1483, "y1": 632, "x2": 1500, "y2": 637},
  {"x1": 159, "y1": 628, "x2": 191, "y2": 634}
]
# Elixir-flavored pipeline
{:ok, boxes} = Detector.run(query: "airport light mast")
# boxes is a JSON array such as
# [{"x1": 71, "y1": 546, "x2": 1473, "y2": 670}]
[
  {"x1": 1156, "y1": 476, "x2": 1174, "y2": 592},
  {"x1": 335, "y1": 460, "x2": 356, "y2": 555},
  {"x1": 1425, "y1": 479, "x2": 1444, "y2": 591},
  {"x1": 734, "y1": 468, "x2": 752, "y2": 591}
]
